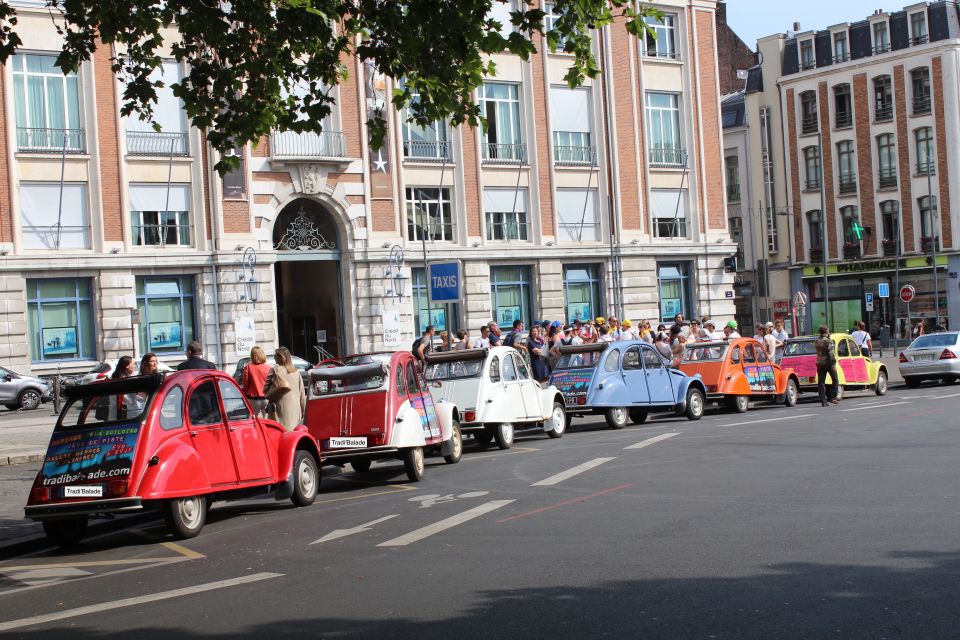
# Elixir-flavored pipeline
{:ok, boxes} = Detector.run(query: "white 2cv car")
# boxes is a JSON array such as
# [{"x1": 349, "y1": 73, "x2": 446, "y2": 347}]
[{"x1": 423, "y1": 347, "x2": 567, "y2": 449}]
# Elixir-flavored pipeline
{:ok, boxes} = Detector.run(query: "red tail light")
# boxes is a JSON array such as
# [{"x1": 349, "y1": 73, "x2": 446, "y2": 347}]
[
  {"x1": 464, "y1": 411, "x2": 476, "y2": 422},
  {"x1": 107, "y1": 479, "x2": 129, "y2": 498},
  {"x1": 96, "y1": 372, "x2": 107, "y2": 380},
  {"x1": 940, "y1": 349, "x2": 957, "y2": 360},
  {"x1": 31, "y1": 486, "x2": 51, "y2": 504},
  {"x1": 899, "y1": 353, "x2": 908, "y2": 363},
  {"x1": 577, "y1": 397, "x2": 587, "y2": 406}
]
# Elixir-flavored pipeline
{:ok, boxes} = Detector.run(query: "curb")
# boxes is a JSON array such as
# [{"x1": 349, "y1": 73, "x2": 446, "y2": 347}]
[{"x1": 0, "y1": 454, "x2": 44, "y2": 468}]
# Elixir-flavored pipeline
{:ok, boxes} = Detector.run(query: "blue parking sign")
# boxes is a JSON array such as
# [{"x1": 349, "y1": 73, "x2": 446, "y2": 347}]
[
  {"x1": 865, "y1": 292, "x2": 874, "y2": 304},
  {"x1": 428, "y1": 261, "x2": 462, "y2": 304},
  {"x1": 878, "y1": 283, "x2": 890, "y2": 298}
]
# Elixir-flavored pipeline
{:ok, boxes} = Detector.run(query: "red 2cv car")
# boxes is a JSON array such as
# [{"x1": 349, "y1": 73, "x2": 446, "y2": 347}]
[
  {"x1": 24, "y1": 371, "x2": 321, "y2": 547},
  {"x1": 304, "y1": 351, "x2": 462, "y2": 482}
]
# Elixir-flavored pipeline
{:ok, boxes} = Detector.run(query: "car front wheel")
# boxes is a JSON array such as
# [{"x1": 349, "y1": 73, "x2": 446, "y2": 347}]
[
  {"x1": 443, "y1": 422, "x2": 463, "y2": 463},
  {"x1": 403, "y1": 447, "x2": 425, "y2": 482},
  {"x1": 629, "y1": 408, "x2": 648, "y2": 424},
  {"x1": 874, "y1": 370, "x2": 888, "y2": 396},
  {"x1": 474, "y1": 430, "x2": 494, "y2": 447},
  {"x1": 494, "y1": 423, "x2": 514, "y2": 449},
  {"x1": 291, "y1": 450, "x2": 319, "y2": 507},
  {"x1": 784, "y1": 379, "x2": 799, "y2": 407},
  {"x1": 43, "y1": 517, "x2": 88, "y2": 548},
  {"x1": 164, "y1": 495, "x2": 207, "y2": 539},
  {"x1": 18, "y1": 388, "x2": 42, "y2": 411},
  {"x1": 605, "y1": 407, "x2": 628, "y2": 429},
  {"x1": 546, "y1": 403, "x2": 566, "y2": 438},
  {"x1": 685, "y1": 388, "x2": 705, "y2": 421},
  {"x1": 350, "y1": 458, "x2": 372, "y2": 473}
]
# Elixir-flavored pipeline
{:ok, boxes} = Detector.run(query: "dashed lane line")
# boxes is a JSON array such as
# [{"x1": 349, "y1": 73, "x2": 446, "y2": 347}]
[
  {"x1": 719, "y1": 414, "x2": 816, "y2": 427},
  {"x1": 462, "y1": 446, "x2": 540, "y2": 461},
  {"x1": 531, "y1": 457, "x2": 616, "y2": 487},
  {"x1": 624, "y1": 432, "x2": 680, "y2": 450},
  {"x1": 0, "y1": 572, "x2": 284, "y2": 631},
  {"x1": 838, "y1": 401, "x2": 910, "y2": 412},
  {"x1": 497, "y1": 483, "x2": 633, "y2": 523},
  {"x1": 377, "y1": 500, "x2": 514, "y2": 547}
]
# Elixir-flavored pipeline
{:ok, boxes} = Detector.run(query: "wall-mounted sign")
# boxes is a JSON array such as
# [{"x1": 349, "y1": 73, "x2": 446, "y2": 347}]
[
  {"x1": 235, "y1": 316, "x2": 256, "y2": 354},
  {"x1": 428, "y1": 261, "x2": 462, "y2": 304},
  {"x1": 382, "y1": 310, "x2": 401, "y2": 347}
]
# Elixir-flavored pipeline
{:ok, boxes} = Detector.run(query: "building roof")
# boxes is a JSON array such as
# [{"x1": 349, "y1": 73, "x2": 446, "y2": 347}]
[{"x1": 721, "y1": 91, "x2": 746, "y2": 129}]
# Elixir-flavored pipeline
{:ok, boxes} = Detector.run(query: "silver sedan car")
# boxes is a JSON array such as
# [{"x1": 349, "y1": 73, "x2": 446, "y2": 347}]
[
  {"x1": 0, "y1": 366, "x2": 53, "y2": 410},
  {"x1": 898, "y1": 332, "x2": 960, "y2": 387}
]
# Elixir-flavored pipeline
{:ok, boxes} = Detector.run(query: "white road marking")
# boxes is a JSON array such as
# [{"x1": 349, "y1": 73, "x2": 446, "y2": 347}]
[
  {"x1": 720, "y1": 414, "x2": 815, "y2": 427},
  {"x1": 929, "y1": 392, "x2": 960, "y2": 399},
  {"x1": 838, "y1": 401, "x2": 910, "y2": 412},
  {"x1": 407, "y1": 491, "x2": 490, "y2": 508},
  {"x1": 377, "y1": 500, "x2": 514, "y2": 547},
  {"x1": 309, "y1": 515, "x2": 398, "y2": 545},
  {"x1": 531, "y1": 457, "x2": 616, "y2": 487},
  {"x1": 624, "y1": 432, "x2": 681, "y2": 450},
  {"x1": 0, "y1": 572, "x2": 283, "y2": 632},
  {"x1": 0, "y1": 567, "x2": 91, "y2": 587}
]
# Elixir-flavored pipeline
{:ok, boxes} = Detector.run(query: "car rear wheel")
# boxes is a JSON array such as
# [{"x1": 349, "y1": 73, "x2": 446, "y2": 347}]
[
  {"x1": 350, "y1": 458, "x2": 372, "y2": 473},
  {"x1": 291, "y1": 450, "x2": 319, "y2": 507},
  {"x1": 904, "y1": 376, "x2": 922, "y2": 388},
  {"x1": 546, "y1": 403, "x2": 567, "y2": 438},
  {"x1": 17, "y1": 388, "x2": 41, "y2": 411},
  {"x1": 605, "y1": 407, "x2": 628, "y2": 430},
  {"x1": 402, "y1": 447, "x2": 425, "y2": 482},
  {"x1": 729, "y1": 395, "x2": 749, "y2": 413},
  {"x1": 784, "y1": 379, "x2": 799, "y2": 407},
  {"x1": 874, "y1": 370, "x2": 888, "y2": 396},
  {"x1": 443, "y1": 422, "x2": 463, "y2": 463},
  {"x1": 164, "y1": 495, "x2": 207, "y2": 539},
  {"x1": 43, "y1": 517, "x2": 88, "y2": 548},
  {"x1": 628, "y1": 408, "x2": 648, "y2": 424},
  {"x1": 685, "y1": 388, "x2": 705, "y2": 421},
  {"x1": 474, "y1": 430, "x2": 494, "y2": 446},
  {"x1": 494, "y1": 423, "x2": 515, "y2": 449}
]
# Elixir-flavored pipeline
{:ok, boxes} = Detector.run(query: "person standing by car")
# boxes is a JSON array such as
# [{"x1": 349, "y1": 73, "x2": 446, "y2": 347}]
[
  {"x1": 852, "y1": 321, "x2": 872, "y2": 358},
  {"x1": 771, "y1": 320, "x2": 789, "y2": 361},
  {"x1": 815, "y1": 325, "x2": 840, "y2": 407},
  {"x1": 527, "y1": 325, "x2": 550, "y2": 383},
  {"x1": 452, "y1": 330, "x2": 469, "y2": 350},
  {"x1": 111, "y1": 356, "x2": 136, "y2": 379},
  {"x1": 488, "y1": 321, "x2": 503, "y2": 346},
  {"x1": 759, "y1": 324, "x2": 778, "y2": 360},
  {"x1": 471, "y1": 325, "x2": 491, "y2": 349},
  {"x1": 139, "y1": 353, "x2": 160, "y2": 376},
  {"x1": 177, "y1": 341, "x2": 217, "y2": 370},
  {"x1": 241, "y1": 345, "x2": 271, "y2": 416},
  {"x1": 412, "y1": 325, "x2": 435, "y2": 362},
  {"x1": 264, "y1": 347, "x2": 306, "y2": 430}
]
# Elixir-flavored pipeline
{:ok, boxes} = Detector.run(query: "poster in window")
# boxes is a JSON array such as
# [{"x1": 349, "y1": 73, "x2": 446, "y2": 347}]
[
  {"x1": 661, "y1": 298, "x2": 682, "y2": 317},
  {"x1": 41, "y1": 327, "x2": 78, "y2": 357},
  {"x1": 498, "y1": 306, "x2": 521, "y2": 326},
  {"x1": 567, "y1": 303, "x2": 591, "y2": 323},
  {"x1": 149, "y1": 322, "x2": 183, "y2": 350}
]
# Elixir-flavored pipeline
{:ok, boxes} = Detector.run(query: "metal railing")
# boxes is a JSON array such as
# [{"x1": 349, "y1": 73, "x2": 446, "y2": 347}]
[
  {"x1": 402, "y1": 139, "x2": 451, "y2": 163},
  {"x1": 916, "y1": 161, "x2": 936, "y2": 176},
  {"x1": 913, "y1": 95, "x2": 931, "y2": 115},
  {"x1": 921, "y1": 235, "x2": 940, "y2": 252},
  {"x1": 872, "y1": 44, "x2": 891, "y2": 55},
  {"x1": 911, "y1": 35, "x2": 929, "y2": 46},
  {"x1": 801, "y1": 115, "x2": 819, "y2": 135},
  {"x1": 878, "y1": 168, "x2": 898, "y2": 189},
  {"x1": 838, "y1": 174, "x2": 858, "y2": 194},
  {"x1": 482, "y1": 142, "x2": 526, "y2": 164},
  {"x1": 270, "y1": 130, "x2": 346, "y2": 158},
  {"x1": 554, "y1": 145, "x2": 597, "y2": 166},
  {"x1": 805, "y1": 178, "x2": 821, "y2": 191},
  {"x1": 801, "y1": 59, "x2": 816, "y2": 71},
  {"x1": 833, "y1": 53, "x2": 850, "y2": 64},
  {"x1": 882, "y1": 239, "x2": 899, "y2": 256},
  {"x1": 645, "y1": 48, "x2": 680, "y2": 61},
  {"x1": 131, "y1": 223, "x2": 193, "y2": 247},
  {"x1": 809, "y1": 246, "x2": 824, "y2": 263},
  {"x1": 875, "y1": 103, "x2": 893, "y2": 121},
  {"x1": 126, "y1": 131, "x2": 189, "y2": 156},
  {"x1": 648, "y1": 147, "x2": 687, "y2": 168},
  {"x1": 843, "y1": 243, "x2": 862, "y2": 259},
  {"x1": 16, "y1": 127, "x2": 84, "y2": 153},
  {"x1": 835, "y1": 111, "x2": 853, "y2": 128},
  {"x1": 485, "y1": 219, "x2": 529, "y2": 242}
]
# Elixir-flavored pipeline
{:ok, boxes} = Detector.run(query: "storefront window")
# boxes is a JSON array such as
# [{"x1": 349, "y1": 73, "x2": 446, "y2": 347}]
[
  {"x1": 563, "y1": 265, "x2": 602, "y2": 323},
  {"x1": 136, "y1": 276, "x2": 196, "y2": 354},
  {"x1": 411, "y1": 267, "x2": 459, "y2": 335},
  {"x1": 657, "y1": 262, "x2": 691, "y2": 323},
  {"x1": 491, "y1": 265, "x2": 533, "y2": 328},
  {"x1": 27, "y1": 278, "x2": 94, "y2": 362}
]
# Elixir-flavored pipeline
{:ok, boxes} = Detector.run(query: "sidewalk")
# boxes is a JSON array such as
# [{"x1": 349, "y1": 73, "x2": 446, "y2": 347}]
[{"x1": 0, "y1": 406, "x2": 58, "y2": 467}]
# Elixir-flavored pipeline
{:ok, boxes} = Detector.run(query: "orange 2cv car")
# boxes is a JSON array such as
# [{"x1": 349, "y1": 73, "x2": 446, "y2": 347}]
[{"x1": 678, "y1": 338, "x2": 801, "y2": 413}]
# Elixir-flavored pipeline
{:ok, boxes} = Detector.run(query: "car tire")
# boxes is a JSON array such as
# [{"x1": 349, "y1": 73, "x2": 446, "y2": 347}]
[
  {"x1": 729, "y1": 395, "x2": 749, "y2": 413},
  {"x1": 904, "y1": 376, "x2": 922, "y2": 388},
  {"x1": 494, "y1": 423, "x2": 514, "y2": 449},
  {"x1": 546, "y1": 402, "x2": 567, "y2": 438},
  {"x1": 291, "y1": 450, "x2": 319, "y2": 507},
  {"x1": 402, "y1": 446, "x2": 425, "y2": 482},
  {"x1": 350, "y1": 458, "x2": 372, "y2": 473},
  {"x1": 605, "y1": 407, "x2": 628, "y2": 430},
  {"x1": 874, "y1": 370, "x2": 888, "y2": 396},
  {"x1": 474, "y1": 430, "x2": 494, "y2": 446},
  {"x1": 685, "y1": 388, "x2": 705, "y2": 421},
  {"x1": 164, "y1": 495, "x2": 207, "y2": 539},
  {"x1": 784, "y1": 379, "x2": 799, "y2": 407},
  {"x1": 628, "y1": 408, "x2": 648, "y2": 424},
  {"x1": 42, "y1": 517, "x2": 88, "y2": 548},
  {"x1": 3, "y1": 404, "x2": 17, "y2": 411},
  {"x1": 17, "y1": 388, "x2": 42, "y2": 411},
  {"x1": 443, "y1": 422, "x2": 463, "y2": 463}
]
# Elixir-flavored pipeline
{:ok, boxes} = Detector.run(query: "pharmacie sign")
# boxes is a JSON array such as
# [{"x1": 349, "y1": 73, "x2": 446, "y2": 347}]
[{"x1": 802, "y1": 255, "x2": 947, "y2": 278}]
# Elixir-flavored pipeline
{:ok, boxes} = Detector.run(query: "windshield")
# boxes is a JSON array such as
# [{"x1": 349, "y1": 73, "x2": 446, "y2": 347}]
[
  {"x1": 554, "y1": 351, "x2": 603, "y2": 370},
  {"x1": 682, "y1": 343, "x2": 727, "y2": 362},
  {"x1": 59, "y1": 391, "x2": 151, "y2": 430},
  {"x1": 91, "y1": 362, "x2": 112, "y2": 374},
  {"x1": 310, "y1": 371, "x2": 386, "y2": 397},
  {"x1": 911, "y1": 333, "x2": 959, "y2": 349},
  {"x1": 784, "y1": 340, "x2": 816, "y2": 357},
  {"x1": 425, "y1": 359, "x2": 484, "y2": 381}
]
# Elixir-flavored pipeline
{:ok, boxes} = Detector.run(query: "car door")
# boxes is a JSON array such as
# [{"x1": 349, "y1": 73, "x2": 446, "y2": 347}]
[
  {"x1": 641, "y1": 346, "x2": 675, "y2": 403},
  {"x1": 836, "y1": 337, "x2": 856, "y2": 383},
  {"x1": 0, "y1": 367, "x2": 16, "y2": 404},
  {"x1": 513, "y1": 353, "x2": 540, "y2": 419},
  {"x1": 751, "y1": 345, "x2": 777, "y2": 393},
  {"x1": 218, "y1": 380, "x2": 273, "y2": 482},
  {"x1": 500, "y1": 353, "x2": 528, "y2": 421},
  {"x1": 413, "y1": 364, "x2": 442, "y2": 441},
  {"x1": 619, "y1": 346, "x2": 649, "y2": 403},
  {"x1": 186, "y1": 379, "x2": 239, "y2": 486},
  {"x1": 844, "y1": 338, "x2": 869, "y2": 383}
]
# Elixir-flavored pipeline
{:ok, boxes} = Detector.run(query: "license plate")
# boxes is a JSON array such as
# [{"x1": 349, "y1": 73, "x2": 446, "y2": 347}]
[
  {"x1": 328, "y1": 436, "x2": 367, "y2": 449},
  {"x1": 914, "y1": 354, "x2": 935, "y2": 362},
  {"x1": 63, "y1": 485, "x2": 103, "y2": 498}
]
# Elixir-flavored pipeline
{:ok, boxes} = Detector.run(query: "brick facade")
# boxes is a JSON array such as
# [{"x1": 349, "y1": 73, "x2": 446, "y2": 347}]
[
  {"x1": 714, "y1": 1, "x2": 758, "y2": 95},
  {"x1": 932, "y1": 56, "x2": 953, "y2": 251},
  {"x1": 852, "y1": 73, "x2": 876, "y2": 256},
  {"x1": 611, "y1": 18, "x2": 643, "y2": 232},
  {"x1": 893, "y1": 65, "x2": 915, "y2": 253},
  {"x1": 786, "y1": 89, "x2": 804, "y2": 260},
  {"x1": 530, "y1": 30, "x2": 556, "y2": 238},
  {"x1": 696, "y1": 9, "x2": 726, "y2": 231},
  {"x1": 817, "y1": 82, "x2": 838, "y2": 260},
  {"x1": 94, "y1": 45, "x2": 123, "y2": 242}
]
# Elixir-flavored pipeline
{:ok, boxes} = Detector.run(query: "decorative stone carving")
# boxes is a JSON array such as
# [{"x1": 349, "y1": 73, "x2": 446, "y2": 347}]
[{"x1": 299, "y1": 164, "x2": 326, "y2": 195}]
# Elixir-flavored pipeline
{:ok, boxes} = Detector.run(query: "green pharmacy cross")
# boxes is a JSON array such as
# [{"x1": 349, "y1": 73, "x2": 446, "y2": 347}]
[{"x1": 851, "y1": 222, "x2": 865, "y2": 240}]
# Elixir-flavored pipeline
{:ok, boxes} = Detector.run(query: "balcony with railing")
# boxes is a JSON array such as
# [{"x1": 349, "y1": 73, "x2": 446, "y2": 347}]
[
  {"x1": 482, "y1": 142, "x2": 527, "y2": 165},
  {"x1": 132, "y1": 222, "x2": 193, "y2": 247},
  {"x1": 16, "y1": 127, "x2": 84, "y2": 154},
  {"x1": 911, "y1": 34, "x2": 929, "y2": 46},
  {"x1": 554, "y1": 145, "x2": 597, "y2": 166},
  {"x1": 648, "y1": 147, "x2": 687, "y2": 168},
  {"x1": 882, "y1": 238, "x2": 899, "y2": 257},
  {"x1": 644, "y1": 48, "x2": 681, "y2": 62},
  {"x1": 270, "y1": 130, "x2": 346, "y2": 159},
  {"x1": 726, "y1": 184, "x2": 741, "y2": 203},
  {"x1": 843, "y1": 241, "x2": 861, "y2": 259},
  {"x1": 838, "y1": 173, "x2": 858, "y2": 194},
  {"x1": 835, "y1": 111, "x2": 853, "y2": 129},
  {"x1": 921, "y1": 235, "x2": 940, "y2": 252},
  {"x1": 913, "y1": 94, "x2": 931, "y2": 115},
  {"x1": 872, "y1": 44, "x2": 891, "y2": 55},
  {"x1": 916, "y1": 160, "x2": 936, "y2": 176},
  {"x1": 801, "y1": 115, "x2": 819, "y2": 135},
  {"x1": 485, "y1": 212, "x2": 529, "y2": 241},
  {"x1": 403, "y1": 139, "x2": 451, "y2": 163},
  {"x1": 809, "y1": 246, "x2": 824, "y2": 263},
  {"x1": 805, "y1": 177, "x2": 821, "y2": 191},
  {"x1": 875, "y1": 103, "x2": 893, "y2": 122},
  {"x1": 126, "y1": 131, "x2": 189, "y2": 157},
  {"x1": 877, "y1": 167, "x2": 898, "y2": 189}
]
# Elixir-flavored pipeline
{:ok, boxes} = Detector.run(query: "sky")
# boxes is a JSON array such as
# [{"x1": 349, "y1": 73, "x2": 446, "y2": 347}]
[{"x1": 724, "y1": 0, "x2": 914, "y2": 49}]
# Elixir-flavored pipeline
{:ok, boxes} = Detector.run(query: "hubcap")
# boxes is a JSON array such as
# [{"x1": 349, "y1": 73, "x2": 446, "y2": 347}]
[
  {"x1": 298, "y1": 459, "x2": 316, "y2": 497},
  {"x1": 178, "y1": 497, "x2": 202, "y2": 528},
  {"x1": 552, "y1": 408, "x2": 565, "y2": 433},
  {"x1": 415, "y1": 448, "x2": 424, "y2": 474},
  {"x1": 21, "y1": 391, "x2": 40, "y2": 409},
  {"x1": 614, "y1": 408, "x2": 625, "y2": 423},
  {"x1": 501, "y1": 424, "x2": 514, "y2": 442},
  {"x1": 878, "y1": 374, "x2": 887, "y2": 392},
  {"x1": 788, "y1": 384, "x2": 797, "y2": 403},
  {"x1": 691, "y1": 393, "x2": 703, "y2": 416},
  {"x1": 737, "y1": 396, "x2": 748, "y2": 410},
  {"x1": 452, "y1": 429, "x2": 462, "y2": 457}
]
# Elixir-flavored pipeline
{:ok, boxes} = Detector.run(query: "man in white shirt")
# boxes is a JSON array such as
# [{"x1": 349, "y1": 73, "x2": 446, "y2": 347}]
[
  {"x1": 723, "y1": 320, "x2": 741, "y2": 340},
  {"x1": 470, "y1": 325, "x2": 491, "y2": 349}
]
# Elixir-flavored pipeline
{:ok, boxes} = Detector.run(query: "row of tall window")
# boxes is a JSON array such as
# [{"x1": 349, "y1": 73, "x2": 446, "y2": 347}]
[{"x1": 798, "y1": 11, "x2": 927, "y2": 70}]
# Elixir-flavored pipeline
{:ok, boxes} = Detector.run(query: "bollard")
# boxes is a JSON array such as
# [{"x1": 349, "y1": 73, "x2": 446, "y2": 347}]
[{"x1": 53, "y1": 375, "x2": 61, "y2": 414}]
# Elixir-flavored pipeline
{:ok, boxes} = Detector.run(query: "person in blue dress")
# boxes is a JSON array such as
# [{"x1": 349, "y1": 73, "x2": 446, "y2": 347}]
[{"x1": 526, "y1": 324, "x2": 550, "y2": 383}]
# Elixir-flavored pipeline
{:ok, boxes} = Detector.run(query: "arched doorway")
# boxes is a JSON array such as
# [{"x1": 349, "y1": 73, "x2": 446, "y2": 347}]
[{"x1": 273, "y1": 198, "x2": 344, "y2": 360}]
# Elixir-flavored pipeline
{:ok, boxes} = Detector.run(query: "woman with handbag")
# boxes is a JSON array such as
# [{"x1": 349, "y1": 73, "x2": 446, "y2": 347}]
[
  {"x1": 263, "y1": 346, "x2": 306, "y2": 430},
  {"x1": 241, "y1": 346, "x2": 271, "y2": 416}
]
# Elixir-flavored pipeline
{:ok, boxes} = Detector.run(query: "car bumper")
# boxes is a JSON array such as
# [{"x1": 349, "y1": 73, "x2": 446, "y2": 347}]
[
  {"x1": 898, "y1": 361, "x2": 960, "y2": 378},
  {"x1": 24, "y1": 497, "x2": 144, "y2": 521}
]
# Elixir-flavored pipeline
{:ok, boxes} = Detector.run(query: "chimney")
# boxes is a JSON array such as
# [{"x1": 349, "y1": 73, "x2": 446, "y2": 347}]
[{"x1": 793, "y1": 22, "x2": 801, "y2": 33}]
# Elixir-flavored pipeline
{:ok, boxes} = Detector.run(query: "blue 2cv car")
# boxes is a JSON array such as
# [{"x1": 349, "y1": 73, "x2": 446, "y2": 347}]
[{"x1": 549, "y1": 341, "x2": 707, "y2": 428}]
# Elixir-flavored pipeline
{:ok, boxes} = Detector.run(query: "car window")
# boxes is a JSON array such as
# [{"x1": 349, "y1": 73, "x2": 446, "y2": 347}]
[
  {"x1": 514, "y1": 354, "x2": 530, "y2": 379},
  {"x1": 406, "y1": 363, "x2": 419, "y2": 395},
  {"x1": 188, "y1": 381, "x2": 223, "y2": 426},
  {"x1": 502, "y1": 355, "x2": 518, "y2": 382},
  {"x1": 604, "y1": 349, "x2": 621, "y2": 372},
  {"x1": 911, "y1": 333, "x2": 960, "y2": 348},
  {"x1": 623, "y1": 347, "x2": 642, "y2": 371},
  {"x1": 837, "y1": 339, "x2": 850, "y2": 357},
  {"x1": 159, "y1": 386, "x2": 184, "y2": 430},
  {"x1": 218, "y1": 380, "x2": 251, "y2": 421},
  {"x1": 745, "y1": 344, "x2": 758, "y2": 363},
  {"x1": 395, "y1": 364, "x2": 407, "y2": 396},
  {"x1": 730, "y1": 347, "x2": 741, "y2": 364},
  {"x1": 489, "y1": 356, "x2": 501, "y2": 383},
  {"x1": 756, "y1": 347, "x2": 769, "y2": 364},
  {"x1": 846, "y1": 339, "x2": 860, "y2": 357},
  {"x1": 784, "y1": 340, "x2": 816, "y2": 356},
  {"x1": 60, "y1": 391, "x2": 150, "y2": 429},
  {"x1": 643, "y1": 348, "x2": 663, "y2": 370}
]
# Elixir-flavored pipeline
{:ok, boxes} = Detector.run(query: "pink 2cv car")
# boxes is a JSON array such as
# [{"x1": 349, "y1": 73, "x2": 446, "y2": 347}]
[
  {"x1": 304, "y1": 352, "x2": 462, "y2": 482},
  {"x1": 25, "y1": 371, "x2": 322, "y2": 547}
]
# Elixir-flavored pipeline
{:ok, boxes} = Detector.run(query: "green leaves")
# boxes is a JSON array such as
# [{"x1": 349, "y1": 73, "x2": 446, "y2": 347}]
[{"x1": 0, "y1": 0, "x2": 657, "y2": 172}]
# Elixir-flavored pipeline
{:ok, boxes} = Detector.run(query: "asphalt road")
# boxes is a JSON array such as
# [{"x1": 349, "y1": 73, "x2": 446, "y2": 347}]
[{"x1": 1, "y1": 384, "x2": 960, "y2": 639}]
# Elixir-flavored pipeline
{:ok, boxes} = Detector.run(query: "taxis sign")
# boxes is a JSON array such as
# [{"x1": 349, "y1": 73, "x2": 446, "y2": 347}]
[{"x1": 428, "y1": 261, "x2": 462, "y2": 304}]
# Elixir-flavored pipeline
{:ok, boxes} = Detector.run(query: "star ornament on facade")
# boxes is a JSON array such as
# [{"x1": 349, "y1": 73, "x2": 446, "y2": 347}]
[{"x1": 373, "y1": 150, "x2": 388, "y2": 173}]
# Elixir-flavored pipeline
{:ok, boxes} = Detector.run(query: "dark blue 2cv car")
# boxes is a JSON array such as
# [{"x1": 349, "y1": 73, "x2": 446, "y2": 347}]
[{"x1": 548, "y1": 341, "x2": 707, "y2": 428}]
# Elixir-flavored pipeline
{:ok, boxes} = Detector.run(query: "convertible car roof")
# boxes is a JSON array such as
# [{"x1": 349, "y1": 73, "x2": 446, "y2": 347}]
[
  {"x1": 309, "y1": 362, "x2": 387, "y2": 381},
  {"x1": 424, "y1": 348, "x2": 488, "y2": 364},
  {"x1": 557, "y1": 342, "x2": 610, "y2": 355},
  {"x1": 64, "y1": 373, "x2": 166, "y2": 399}
]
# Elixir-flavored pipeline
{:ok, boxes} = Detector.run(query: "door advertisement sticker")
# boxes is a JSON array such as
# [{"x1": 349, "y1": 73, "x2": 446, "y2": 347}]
[
  {"x1": 744, "y1": 366, "x2": 777, "y2": 392},
  {"x1": 40, "y1": 423, "x2": 141, "y2": 487}
]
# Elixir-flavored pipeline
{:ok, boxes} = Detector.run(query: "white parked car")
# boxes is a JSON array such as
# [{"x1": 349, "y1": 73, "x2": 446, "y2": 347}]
[
  {"x1": 424, "y1": 347, "x2": 567, "y2": 449},
  {"x1": 899, "y1": 331, "x2": 960, "y2": 386}
]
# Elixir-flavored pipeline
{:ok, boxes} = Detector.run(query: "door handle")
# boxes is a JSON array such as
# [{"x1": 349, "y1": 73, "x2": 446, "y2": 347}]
[
  {"x1": 228, "y1": 427, "x2": 237, "y2": 432},
  {"x1": 189, "y1": 431, "x2": 198, "y2": 437}
]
